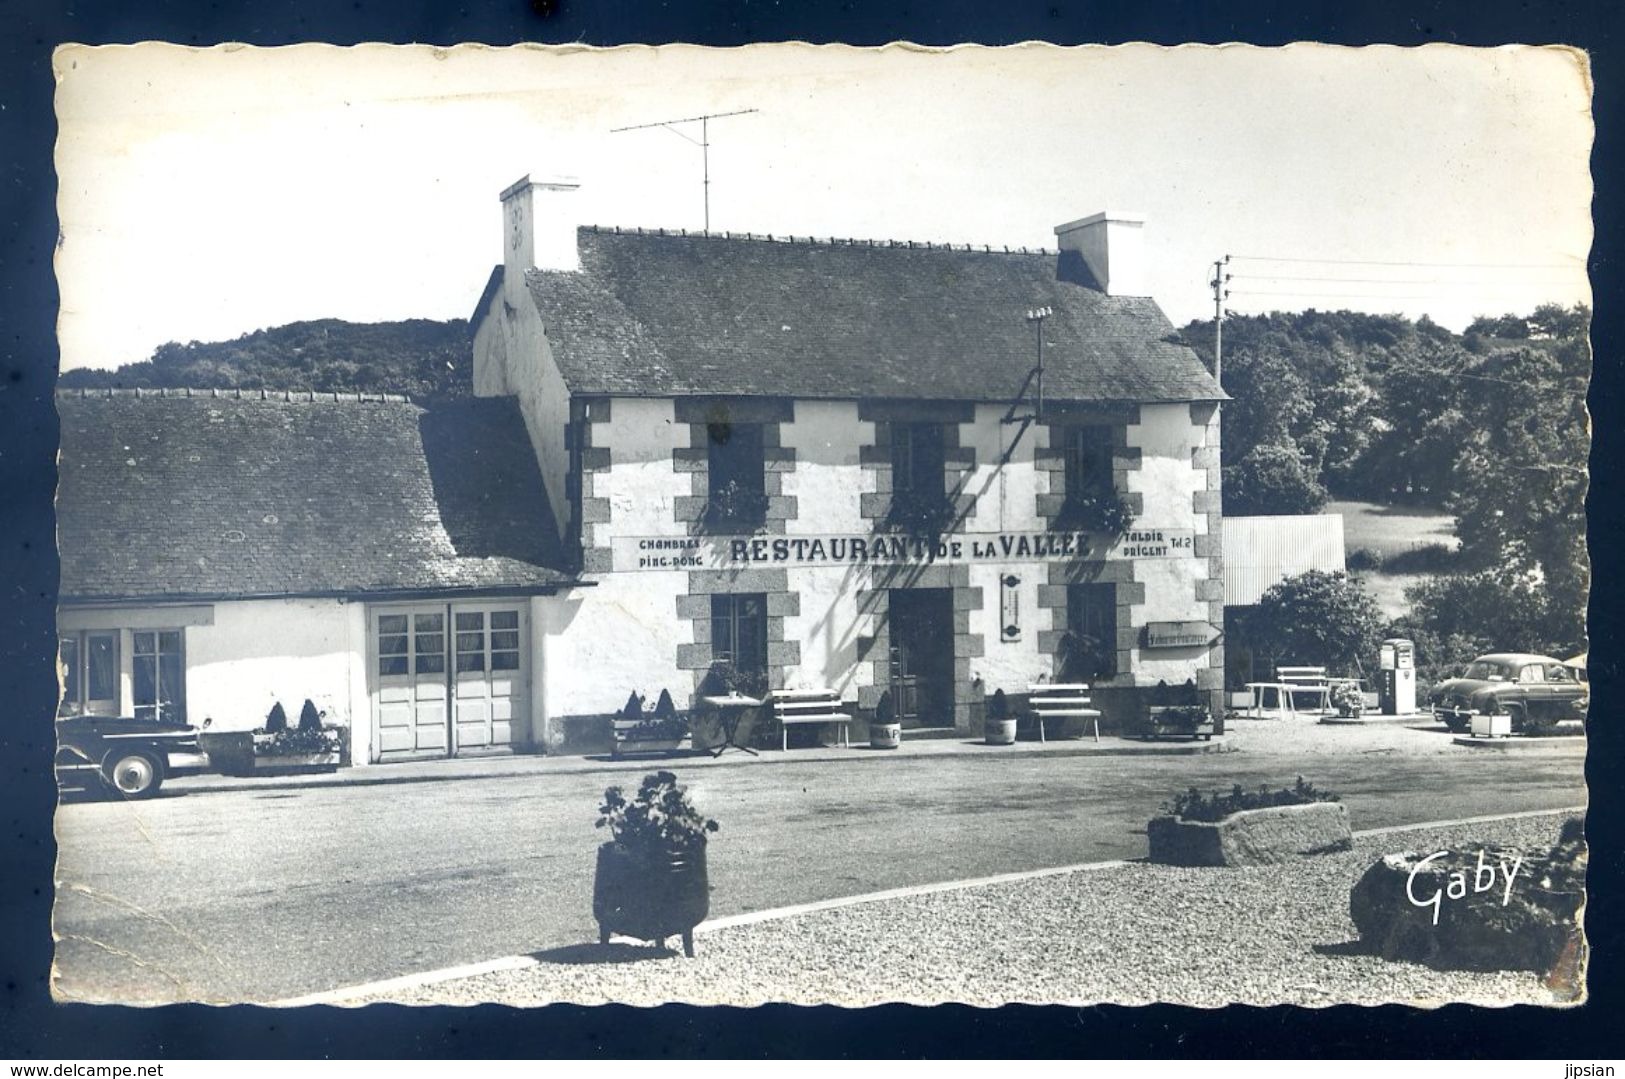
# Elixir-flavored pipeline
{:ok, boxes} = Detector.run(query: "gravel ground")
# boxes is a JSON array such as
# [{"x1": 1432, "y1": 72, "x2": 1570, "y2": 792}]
[
  {"x1": 349, "y1": 811, "x2": 1583, "y2": 1009},
  {"x1": 1220, "y1": 715, "x2": 1587, "y2": 759}
]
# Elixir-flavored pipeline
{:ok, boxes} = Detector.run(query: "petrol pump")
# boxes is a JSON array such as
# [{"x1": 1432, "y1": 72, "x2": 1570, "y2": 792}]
[{"x1": 1379, "y1": 638, "x2": 1416, "y2": 715}]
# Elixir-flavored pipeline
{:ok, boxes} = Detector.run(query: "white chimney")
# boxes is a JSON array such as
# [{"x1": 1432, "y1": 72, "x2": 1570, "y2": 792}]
[
  {"x1": 500, "y1": 174, "x2": 582, "y2": 286},
  {"x1": 1054, "y1": 211, "x2": 1148, "y2": 297}
]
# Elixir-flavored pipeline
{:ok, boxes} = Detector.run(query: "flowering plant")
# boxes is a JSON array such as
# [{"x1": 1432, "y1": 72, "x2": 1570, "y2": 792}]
[
  {"x1": 596, "y1": 771, "x2": 719, "y2": 855},
  {"x1": 1330, "y1": 681, "x2": 1364, "y2": 718}
]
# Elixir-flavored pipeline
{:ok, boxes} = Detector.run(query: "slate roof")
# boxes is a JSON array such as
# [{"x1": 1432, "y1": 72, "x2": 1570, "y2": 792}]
[
  {"x1": 56, "y1": 390, "x2": 576, "y2": 603},
  {"x1": 510, "y1": 227, "x2": 1222, "y2": 403}
]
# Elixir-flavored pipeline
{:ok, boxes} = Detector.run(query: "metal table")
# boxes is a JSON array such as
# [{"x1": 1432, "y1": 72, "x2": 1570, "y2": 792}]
[{"x1": 701, "y1": 693, "x2": 764, "y2": 757}]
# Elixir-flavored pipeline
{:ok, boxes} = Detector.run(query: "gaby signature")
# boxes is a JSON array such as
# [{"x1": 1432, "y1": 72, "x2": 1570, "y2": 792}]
[{"x1": 1406, "y1": 849, "x2": 1525, "y2": 926}]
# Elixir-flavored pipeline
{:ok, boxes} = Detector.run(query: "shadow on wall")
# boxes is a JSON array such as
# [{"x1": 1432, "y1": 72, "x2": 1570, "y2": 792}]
[{"x1": 417, "y1": 397, "x2": 568, "y2": 566}]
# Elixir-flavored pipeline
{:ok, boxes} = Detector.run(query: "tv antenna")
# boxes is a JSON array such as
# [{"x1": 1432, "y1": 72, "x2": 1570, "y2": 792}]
[{"x1": 610, "y1": 108, "x2": 759, "y2": 233}]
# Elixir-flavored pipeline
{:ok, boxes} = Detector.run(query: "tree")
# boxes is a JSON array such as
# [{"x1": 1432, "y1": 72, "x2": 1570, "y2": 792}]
[
  {"x1": 1241, "y1": 570, "x2": 1384, "y2": 675},
  {"x1": 1445, "y1": 342, "x2": 1588, "y2": 650},
  {"x1": 1223, "y1": 443, "x2": 1329, "y2": 515}
]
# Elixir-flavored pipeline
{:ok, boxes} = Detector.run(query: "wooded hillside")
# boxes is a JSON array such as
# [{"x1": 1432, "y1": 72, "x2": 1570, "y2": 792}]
[{"x1": 58, "y1": 319, "x2": 472, "y2": 399}]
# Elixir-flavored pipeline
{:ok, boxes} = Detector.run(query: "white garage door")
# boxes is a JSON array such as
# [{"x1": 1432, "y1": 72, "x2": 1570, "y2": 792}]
[{"x1": 372, "y1": 603, "x2": 528, "y2": 762}]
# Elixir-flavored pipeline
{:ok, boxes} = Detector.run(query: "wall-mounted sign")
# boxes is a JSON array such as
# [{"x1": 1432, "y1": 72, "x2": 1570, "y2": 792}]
[
  {"x1": 612, "y1": 528, "x2": 1195, "y2": 572},
  {"x1": 1000, "y1": 573, "x2": 1022, "y2": 641},
  {"x1": 1144, "y1": 621, "x2": 1220, "y2": 649}
]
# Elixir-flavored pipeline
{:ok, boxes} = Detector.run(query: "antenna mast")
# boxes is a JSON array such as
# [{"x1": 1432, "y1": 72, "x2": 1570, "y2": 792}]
[{"x1": 610, "y1": 108, "x2": 759, "y2": 233}]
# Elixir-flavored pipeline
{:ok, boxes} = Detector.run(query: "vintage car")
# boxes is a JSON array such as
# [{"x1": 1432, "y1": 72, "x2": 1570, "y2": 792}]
[
  {"x1": 55, "y1": 713, "x2": 208, "y2": 799},
  {"x1": 1429, "y1": 652, "x2": 1589, "y2": 733}
]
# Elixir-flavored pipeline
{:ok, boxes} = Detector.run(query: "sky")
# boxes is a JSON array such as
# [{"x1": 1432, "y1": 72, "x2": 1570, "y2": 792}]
[{"x1": 53, "y1": 43, "x2": 1593, "y2": 371}]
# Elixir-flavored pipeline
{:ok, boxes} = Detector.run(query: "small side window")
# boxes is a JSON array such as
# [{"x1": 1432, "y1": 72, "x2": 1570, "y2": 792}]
[{"x1": 1518, "y1": 664, "x2": 1545, "y2": 684}]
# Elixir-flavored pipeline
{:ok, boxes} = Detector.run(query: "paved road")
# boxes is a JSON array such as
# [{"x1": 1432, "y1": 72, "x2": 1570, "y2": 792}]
[{"x1": 51, "y1": 740, "x2": 1586, "y2": 1004}]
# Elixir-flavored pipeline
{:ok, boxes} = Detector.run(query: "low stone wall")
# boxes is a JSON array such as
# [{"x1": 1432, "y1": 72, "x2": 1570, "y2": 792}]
[{"x1": 1147, "y1": 802, "x2": 1353, "y2": 867}]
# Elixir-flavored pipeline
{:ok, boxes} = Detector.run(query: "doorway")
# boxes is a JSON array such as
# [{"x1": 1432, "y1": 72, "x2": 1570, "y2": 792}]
[
  {"x1": 371, "y1": 602, "x2": 527, "y2": 762},
  {"x1": 888, "y1": 588, "x2": 955, "y2": 729}
]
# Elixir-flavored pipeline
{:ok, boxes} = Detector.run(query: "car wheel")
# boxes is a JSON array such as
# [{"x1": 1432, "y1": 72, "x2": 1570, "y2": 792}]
[{"x1": 102, "y1": 750, "x2": 164, "y2": 799}]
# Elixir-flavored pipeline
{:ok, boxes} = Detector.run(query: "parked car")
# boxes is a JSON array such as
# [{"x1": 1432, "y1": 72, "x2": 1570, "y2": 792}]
[
  {"x1": 1429, "y1": 653, "x2": 1589, "y2": 733},
  {"x1": 55, "y1": 713, "x2": 207, "y2": 799}
]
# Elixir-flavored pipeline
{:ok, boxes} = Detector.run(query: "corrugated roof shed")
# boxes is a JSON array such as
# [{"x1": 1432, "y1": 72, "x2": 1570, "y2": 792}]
[
  {"x1": 1222, "y1": 514, "x2": 1347, "y2": 607},
  {"x1": 56, "y1": 390, "x2": 575, "y2": 603},
  {"x1": 508, "y1": 228, "x2": 1223, "y2": 403}
]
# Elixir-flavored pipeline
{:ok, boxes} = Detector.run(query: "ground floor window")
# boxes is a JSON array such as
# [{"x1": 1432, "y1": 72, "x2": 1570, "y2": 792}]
[
  {"x1": 1064, "y1": 583, "x2": 1117, "y2": 681},
  {"x1": 710, "y1": 593, "x2": 767, "y2": 687},
  {"x1": 132, "y1": 629, "x2": 186, "y2": 723},
  {"x1": 58, "y1": 630, "x2": 119, "y2": 716}
]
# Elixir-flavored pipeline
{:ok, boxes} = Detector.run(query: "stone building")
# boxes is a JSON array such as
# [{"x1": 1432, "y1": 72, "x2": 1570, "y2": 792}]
[{"x1": 469, "y1": 176, "x2": 1226, "y2": 749}]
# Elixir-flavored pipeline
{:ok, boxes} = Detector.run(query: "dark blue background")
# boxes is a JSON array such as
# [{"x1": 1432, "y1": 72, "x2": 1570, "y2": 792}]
[{"x1": 2, "y1": 0, "x2": 1618, "y2": 1059}]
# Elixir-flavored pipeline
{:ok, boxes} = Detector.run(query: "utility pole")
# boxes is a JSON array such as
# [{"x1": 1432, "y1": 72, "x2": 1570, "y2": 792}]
[
  {"x1": 610, "y1": 108, "x2": 759, "y2": 233},
  {"x1": 1211, "y1": 256, "x2": 1230, "y2": 385}
]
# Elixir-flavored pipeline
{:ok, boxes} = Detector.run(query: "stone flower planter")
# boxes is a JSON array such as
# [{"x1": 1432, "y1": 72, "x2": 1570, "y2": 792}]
[
  {"x1": 985, "y1": 717, "x2": 1017, "y2": 745},
  {"x1": 1147, "y1": 802, "x2": 1353, "y2": 867}
]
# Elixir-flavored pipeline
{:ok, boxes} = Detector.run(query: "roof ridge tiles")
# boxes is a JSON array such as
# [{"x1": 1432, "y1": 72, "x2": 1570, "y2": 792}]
[
  {"x1": 584, "y1": 224, "x2": 1053, "y2": 255},
  {"x1": 55, "y1": 386, "x2": 413, "y2": 403}
]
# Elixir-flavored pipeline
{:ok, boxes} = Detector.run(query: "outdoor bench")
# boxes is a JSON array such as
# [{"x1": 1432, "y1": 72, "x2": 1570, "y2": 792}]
[
  {"x1": 768, "y1": 689, "x2": 852, "y2": 751},
  {"x1": 1026, "y1": 683, "x2": 1101, "y2": 743}
]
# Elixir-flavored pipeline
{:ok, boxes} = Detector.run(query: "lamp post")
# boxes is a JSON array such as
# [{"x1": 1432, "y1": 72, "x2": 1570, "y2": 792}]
[{"x1": 1025, "y1": 306, "x2": 1053, "y2": 420}]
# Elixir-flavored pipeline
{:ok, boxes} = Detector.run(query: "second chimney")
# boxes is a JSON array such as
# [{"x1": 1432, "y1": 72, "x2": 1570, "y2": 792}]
[
  {"x1": 1054, "y1": 211, "x2": 1148, "y2": 297},
  {"x1": 500, "y1": 174, "x2": 582, "y2": 289}
]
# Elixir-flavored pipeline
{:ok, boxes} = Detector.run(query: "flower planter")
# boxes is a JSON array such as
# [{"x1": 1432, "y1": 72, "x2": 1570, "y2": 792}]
[
  {"x1": 592, "y1": 842, "x2": 710, "y2": 957},
  {"x1": 612, "y1": 735, "x2": 694, "y2": 759},
  {"x1": 252, "y1": 751, "x2": 343, "y2": 775},
  {"x1": 985, "y1": 717, "x2": 1018, "y2": 746},
  {"x1": 1147, "y1": 802, "x2": 1353, "y2": 867},
  {"x1": 870, "y1": 721, "x2": 902, "y2": 749},
  {"x1": 1471, "y1": 713, "x2": 1513, "y2": 738},
  {"x1": 198, "y1": 731, "x2": 256, "y2": 777},
  {"x1": 1144, "y1": 707, "x2": 1215, "y2": 741}
]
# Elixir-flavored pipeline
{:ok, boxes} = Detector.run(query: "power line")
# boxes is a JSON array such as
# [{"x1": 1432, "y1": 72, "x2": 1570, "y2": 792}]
[
  {"x1": 1228, "y1": 272, "x2": 1576, "y2": 286},
  {"x1": 1227, "y1": 254, "x2": 1578, "y2": 271}
]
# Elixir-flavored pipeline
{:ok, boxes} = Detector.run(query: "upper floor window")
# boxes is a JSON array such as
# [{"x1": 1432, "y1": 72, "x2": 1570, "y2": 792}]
[
  {"x1": 890, "y1": 422, "x2": 953, "y2": 533},
  {"x1": 705, "y1": 421, "x2": 767, "y2": 530},
  {"x1": 1063, "y1": 425, "x2": 1115, "y2": 503}
]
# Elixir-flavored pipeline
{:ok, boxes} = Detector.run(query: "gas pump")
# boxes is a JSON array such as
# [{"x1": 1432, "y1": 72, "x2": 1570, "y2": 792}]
[{"x1": 1379, "y1": 638, "x2": 1416, "y2": 715}]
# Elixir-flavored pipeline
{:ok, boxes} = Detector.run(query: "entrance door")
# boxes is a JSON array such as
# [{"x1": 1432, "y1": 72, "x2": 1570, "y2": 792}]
[
  {"x1": 373, "y1": 608, "x2": 451, "y2": 760},
  {"x1": 451, "y1": 605, "x2": 526, "y2": 753},
  {"x1": 888, "y1": 588, "x2": 954, "y2": 728},
  {"x1": 373, "y1": 603, "x2": 528, "y2": 762}
]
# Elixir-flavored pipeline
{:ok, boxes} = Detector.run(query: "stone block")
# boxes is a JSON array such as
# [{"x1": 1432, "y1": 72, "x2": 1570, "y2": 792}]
[
  {"x1": 580, "y1": 497, "x2": 612, "y2": 525},
  {"x1": 675, "y1": 642, "x2": 713, "y2": 670},
  {"x1": 1349, "y1": 825, "x2": 1584, "y2": 986},
  {"x1": 1148, "y1": 802, "x2": 1353, "y2": 867}
]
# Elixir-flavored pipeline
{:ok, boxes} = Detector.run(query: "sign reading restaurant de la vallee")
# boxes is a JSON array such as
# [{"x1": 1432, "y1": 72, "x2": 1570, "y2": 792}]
[{"x1": 613, "y1": 528, "x2": 1195, "y2": 572}]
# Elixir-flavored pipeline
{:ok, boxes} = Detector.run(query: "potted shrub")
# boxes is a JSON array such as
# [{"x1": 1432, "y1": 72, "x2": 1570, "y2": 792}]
[
  {"x1": 612, "y1": 689, "x2": 694, "y2": 757},
  {"x1": 253, "y1": 700, "x2": 345, "y2": 771},
  {"x1": 870, "y1": 689, "x2": 901, "y2": 749},
  {"x1": 1147, "y1": 777, "x2": 1352, "y2": 867},
  {"x1": 985, "y1": 688, "x2": 1017, "y2": 745},
  {"x1": 1145, "y1": 703, "x2": 1216, "y2": 741},
  {"x1": 592, "y1": 770, "x2": 718, "y2": 957},
  {"x1": 1330, "y1": 681, "x2": 1365, "y2": 719}
]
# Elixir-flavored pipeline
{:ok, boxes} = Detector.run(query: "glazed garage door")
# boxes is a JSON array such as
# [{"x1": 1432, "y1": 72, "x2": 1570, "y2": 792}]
[{"x1": 372, "y1": 604, "x2": 527, "y2": 761}]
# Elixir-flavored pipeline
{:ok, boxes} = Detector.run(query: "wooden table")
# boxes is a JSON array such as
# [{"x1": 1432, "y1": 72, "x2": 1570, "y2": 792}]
[
  {"x1": 701, "y1": 694, "x2": 764, "y2": 757},
  {"x1": 1245, "y1": 682, "x2": 1297, "y2": 719}
]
